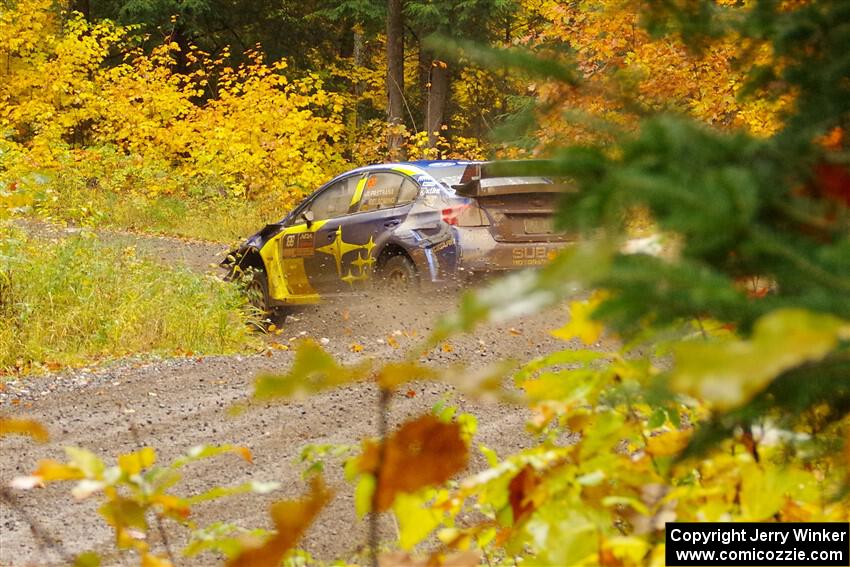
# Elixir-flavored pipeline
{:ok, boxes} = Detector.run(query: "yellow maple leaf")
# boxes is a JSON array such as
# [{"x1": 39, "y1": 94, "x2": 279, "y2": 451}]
[
  {"x1": 550, "y1": 294, "x2": 607, "y2": 345},
  {"x1": 0, "y1": 418, "x2": 48, "y2": 442},
  {"x1": 645, "y1": 429, "x2": 692, "y2": 457}
]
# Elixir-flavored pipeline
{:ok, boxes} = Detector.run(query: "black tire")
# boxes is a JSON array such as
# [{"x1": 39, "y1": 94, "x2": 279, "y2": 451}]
[
  {"x1": 244, "y1": 267, "x2": 271, "y2": 317},
  {"x1": 380, "y1": 254, "x2": 417, "y2": 292}
]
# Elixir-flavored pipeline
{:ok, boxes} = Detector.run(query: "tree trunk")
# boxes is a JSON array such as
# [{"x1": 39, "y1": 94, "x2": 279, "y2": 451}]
[
  {"x1": 426, "y1": 60, "x2": 449, "y2": 149},
  {"x1": 418, "y1": 44, "x2": 430, "y2": 108},
  {"x1": 386, "y1": 0, "x2": 405, "y2": 160},
  {"x1": 353, "y1": 25, "x2": 365, "y2": 129}
]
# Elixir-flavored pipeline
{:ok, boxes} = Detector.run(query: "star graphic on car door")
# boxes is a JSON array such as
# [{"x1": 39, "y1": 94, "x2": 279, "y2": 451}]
[{"x1": 316, "y1": 227, "x2": 370, "y2": 277}]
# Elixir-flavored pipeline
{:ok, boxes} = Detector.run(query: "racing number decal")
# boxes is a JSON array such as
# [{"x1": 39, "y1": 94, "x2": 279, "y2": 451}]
[{"x1": 281, "y1": 232, "x2": 315, "y2": 258}]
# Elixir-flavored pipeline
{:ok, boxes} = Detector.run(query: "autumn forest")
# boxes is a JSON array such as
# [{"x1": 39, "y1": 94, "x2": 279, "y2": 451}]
[{"x1": 1, "y1": 0, "x2": 850, "y2": 566}]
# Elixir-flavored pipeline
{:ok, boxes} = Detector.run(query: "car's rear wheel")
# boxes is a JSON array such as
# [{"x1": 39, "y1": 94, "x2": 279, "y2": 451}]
[{"x1": 380, "y1": 254, "x2": 417, "y2": 292}]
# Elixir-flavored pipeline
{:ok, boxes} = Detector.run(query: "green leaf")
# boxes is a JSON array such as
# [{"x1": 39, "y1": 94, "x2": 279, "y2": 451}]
[
  {"x1": 672, "y1": 309, "x2": 849, "y2": 410},
  {"x1": 648, "y1": 408, "x2": 667, "y2": 429},
  {"x1": 521, "y1": 369, "x2": 599, "y2": 404},
  {"x1": 666, "y1": 407, "x2": 682, "y2": 429},
  {"x1": 431, "y1": 240, "x2": 616, "y2": 342},
  {"x1": 74, "y1": 551, "x2": 101, "y2": 567},
  {"x1": 602, "y1": 496, "x2": 649, "y2": 516},
  {"x1": 254, "y1": 340, "x2": 371, "y2": 400},
  {"x1": 187, "y1": 481, "x2": 281, "y2": 505},
  {"x1": 184, "y1": 522, "x2": 270, "y2": 559},
  {"x1": 169, "y1": 444, "x2": 252, "y2": 469},
  {"x1": 99, "y1": 498, "x2": 147, "y2": 533},
  {"x1": 523, "y1": 506, "x2": 599, "y2": 566},
  {"x1": 514, "y1": 348, "x2": 610, "y2": 386},
  {"x1": 739, "y1": 463, "x2": 806, "y2": 521},
  {"x1": 65, "y1": 447, "x2": 105, "y2": 479}
]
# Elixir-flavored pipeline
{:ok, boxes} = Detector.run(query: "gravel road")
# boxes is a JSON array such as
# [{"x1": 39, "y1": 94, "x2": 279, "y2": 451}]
[{"x1": 0, "y1": 221, "x2": 578, "y2": 566}]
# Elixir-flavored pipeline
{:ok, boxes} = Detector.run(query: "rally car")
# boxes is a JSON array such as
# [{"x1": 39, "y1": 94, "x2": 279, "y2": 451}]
[{"x1": 223, "y1": 160, "x2": 571, "y2": 312}]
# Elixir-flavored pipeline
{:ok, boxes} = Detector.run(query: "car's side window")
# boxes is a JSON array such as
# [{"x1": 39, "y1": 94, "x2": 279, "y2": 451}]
[
  {"x1": 397, "y1": 177, "x2": 419, "y2": 205},
  {"x1": 303, "y1": 176, "x2": 358, "y2": 221},
  {"x1": 356, "y1": 172, "x2": 418, "y2": 212}
]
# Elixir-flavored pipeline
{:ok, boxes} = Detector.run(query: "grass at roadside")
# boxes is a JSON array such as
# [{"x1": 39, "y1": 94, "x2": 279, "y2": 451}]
[
  {"x1": 30, "y1": 190, "x2": 281, "y2": 243},
  {"x1": 0, "y1": 227, "x2": 258, "y2": 374}
]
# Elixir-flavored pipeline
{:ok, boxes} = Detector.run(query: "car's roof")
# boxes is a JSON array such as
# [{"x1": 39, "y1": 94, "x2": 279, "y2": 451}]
[
  {"x1": 346, "y1": 159, "x2": 481, "y2": 176},
  {"x1": 399, "y1": 160, "x2": 481, "y2": 168},
  {"x1": 278, "y1": 160, "x2": 478, "y2": 225}
]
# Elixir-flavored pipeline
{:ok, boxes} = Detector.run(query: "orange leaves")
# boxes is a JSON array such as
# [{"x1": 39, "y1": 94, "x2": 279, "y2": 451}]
[
  {"x1": 31, "y1": 459, "x2": 86, "y2": 482},
  {"x1": 530, "y1": 0, "x2": 787, "y2": 144},
  {"x1": 817, "y1": 126, "x2": 844, "y2": 150},
  {"x1": 0, "y1": 417, "x2": 48, "y2": 442},
  {"x1": 812, "y1": 162, "x2": 850, "y2": 208},
  {"x1": 359, "y1": 415, "x2": 469, "y2": 511},
  {"x1": 228, "y1": 477, "x2": 331, "y2": 567},
  {"x1": 508, "y1": 465, "x2": 543, "y2": 524}
]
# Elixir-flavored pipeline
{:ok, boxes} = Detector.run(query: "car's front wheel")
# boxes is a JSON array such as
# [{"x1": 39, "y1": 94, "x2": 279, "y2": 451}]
[
  {"x1": 380, "y1": 254, "x2": 417, "y2": 292},
  {"x1": 244, "y1": 267, "x2": 271, "y2": 316}
]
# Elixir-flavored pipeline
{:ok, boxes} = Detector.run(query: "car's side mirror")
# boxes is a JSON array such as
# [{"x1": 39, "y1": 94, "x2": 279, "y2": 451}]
[{"x1": 300, "y1": 210, "x2": 314, "y2": 228}]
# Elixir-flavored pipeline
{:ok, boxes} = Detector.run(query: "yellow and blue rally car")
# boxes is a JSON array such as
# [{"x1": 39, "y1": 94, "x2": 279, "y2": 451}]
[{"x1": 223, "y1": 160, "x2": 570, "y2": 312}]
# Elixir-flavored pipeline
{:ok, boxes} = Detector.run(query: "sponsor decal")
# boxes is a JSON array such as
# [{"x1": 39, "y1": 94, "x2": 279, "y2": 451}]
[
  {"x1": 281, "y1": 232, "x2": 316, "y2": 258},
  {"x1": 512, "y1": 246, "x2": 553, "y2": 266},
  {"x1": 432, "y1": 239, "x2": 453, "y2": 253}
]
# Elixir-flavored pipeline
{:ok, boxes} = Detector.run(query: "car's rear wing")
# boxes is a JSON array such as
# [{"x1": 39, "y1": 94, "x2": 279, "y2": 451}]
[{"x1": 452, "y1": 161, "x2": 573, "y2": 197}]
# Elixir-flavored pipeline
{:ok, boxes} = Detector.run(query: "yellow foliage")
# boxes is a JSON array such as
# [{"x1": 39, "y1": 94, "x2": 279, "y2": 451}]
[
  {"x1": 0, "y1": 417, "x2": 49, "y2": 442},
  {"x1": 528, "y1": 0, "x2": 793, "y2": 150},
  {"x1": 551, "y1": 292, "x2": 608, "y2": 345},
  {"x1": 0, "y1": 2, "x2": 349, "y2": 212}
]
